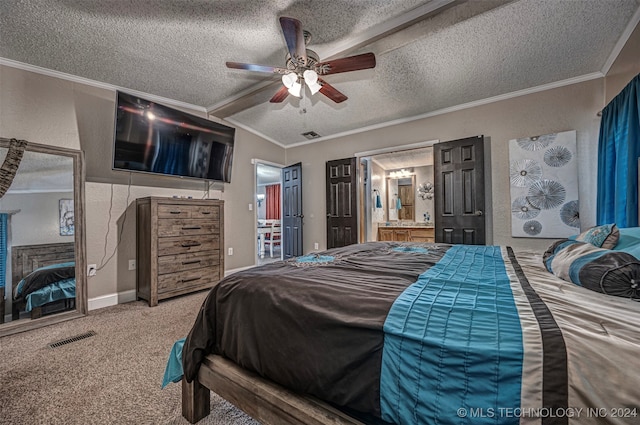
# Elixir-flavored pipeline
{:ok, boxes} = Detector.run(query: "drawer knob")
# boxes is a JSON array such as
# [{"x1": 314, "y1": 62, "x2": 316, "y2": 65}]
[
  {"x1": 182, "y1": 226, "x2": 202, "y2": 230},
  {"x1": 201, "y1": 211, "x2": 212, "y2": 215},
  {"x1": 170, "y1": 211, "x2": 182, "y2": 214},
  {"x1": 182, "y1": 260, "x2": 201, "y2": 265}
]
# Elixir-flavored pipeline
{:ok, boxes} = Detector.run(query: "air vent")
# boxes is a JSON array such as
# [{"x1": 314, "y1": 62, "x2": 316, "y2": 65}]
[
  {"x1": 49, "y1": 330, "x2": 96, "y2": 348},
  {"x1": 301, "y1": 131, "x2": 321, "y2": 140}
]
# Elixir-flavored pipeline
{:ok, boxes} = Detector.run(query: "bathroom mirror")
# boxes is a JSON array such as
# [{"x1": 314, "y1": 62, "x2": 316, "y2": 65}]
[
  {"x1": 387, "y1": 175, "x2": 415, "y2": 221},
  {"x1": 0, "y1": 138, "x2": 86, "y2": 337}
]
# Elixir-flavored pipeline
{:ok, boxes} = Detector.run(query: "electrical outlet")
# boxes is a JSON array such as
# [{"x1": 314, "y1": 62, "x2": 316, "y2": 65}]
[
  {"x1": 228, "y1": 247, "x2": 233, "y2": 256},
  {"x1": 314, "y1": 242, "x2": 319, "y2": 250},
  {"x1": 128, "y1": 259, "x2": 137, "y2": 270},
  {"x1": 87, "y1": 264, "x2": 97, "y2": 276}
]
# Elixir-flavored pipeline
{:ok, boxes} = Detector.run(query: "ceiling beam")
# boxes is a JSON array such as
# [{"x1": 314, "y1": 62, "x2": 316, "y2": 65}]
[{"x1": 207, "y1": 0, "x2": 463, "y2": 118}]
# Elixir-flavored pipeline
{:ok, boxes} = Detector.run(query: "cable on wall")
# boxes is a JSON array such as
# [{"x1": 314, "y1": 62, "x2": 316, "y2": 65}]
[{"x1": 97, "y1": 172, "x2": 132, "y2": 271}]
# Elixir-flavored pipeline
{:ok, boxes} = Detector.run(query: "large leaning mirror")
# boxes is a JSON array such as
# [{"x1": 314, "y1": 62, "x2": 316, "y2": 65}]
[{"x1": 0, "y1": 138, "x2": 86, "y2": 337}]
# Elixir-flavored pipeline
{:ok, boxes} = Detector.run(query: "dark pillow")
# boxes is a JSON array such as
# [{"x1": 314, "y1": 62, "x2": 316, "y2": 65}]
[
  {"x1": 574, "y1": 223, "x2": 619, "y2": 249},
  {"x1": 15, "y1": 262, "x2": 75, "y2": 299},
  {"x1": 543, "y1": 239, "x2": 640, "y2": 299}
]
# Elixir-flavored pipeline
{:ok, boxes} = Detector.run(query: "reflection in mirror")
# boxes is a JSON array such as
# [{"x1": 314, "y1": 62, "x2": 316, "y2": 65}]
[
  {"x1": 363, "y1": 146, "x2": 435, "y2": 243},
  {"x1": 0, "y1": 138, "x2": 86, "y2": 336},
  {"x1": 397, "y1": 177, "x2": 415, "y2": 220}
]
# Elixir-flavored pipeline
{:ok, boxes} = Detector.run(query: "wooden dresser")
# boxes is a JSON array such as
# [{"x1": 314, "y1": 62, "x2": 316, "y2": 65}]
[
  {"x1": 378, "y1": 226, "x2": 434, "y2": 243},
  {"x1": 136, "y1": 197, "x2": 224, "y2": 307}
]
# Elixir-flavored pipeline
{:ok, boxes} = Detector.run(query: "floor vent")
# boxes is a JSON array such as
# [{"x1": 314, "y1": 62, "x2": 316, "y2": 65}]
[{"x1": 49, "y1": 330, "x2": 96, "y2": 348}]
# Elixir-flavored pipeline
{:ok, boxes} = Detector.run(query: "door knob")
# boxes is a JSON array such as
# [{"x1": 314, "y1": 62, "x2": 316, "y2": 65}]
[{"x1": 475, "y1": 210, "x2": 484, "y2": 216}]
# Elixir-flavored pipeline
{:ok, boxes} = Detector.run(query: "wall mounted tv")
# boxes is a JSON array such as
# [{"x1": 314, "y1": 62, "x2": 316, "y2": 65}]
[{"x1": 113, "y1": 91, "x2": 235, "y2": 183}]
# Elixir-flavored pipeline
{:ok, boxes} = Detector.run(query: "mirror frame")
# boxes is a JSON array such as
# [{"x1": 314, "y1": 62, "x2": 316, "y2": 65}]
[{"x1": 0, "y1": 138, "x2": 87, "y2": 337}]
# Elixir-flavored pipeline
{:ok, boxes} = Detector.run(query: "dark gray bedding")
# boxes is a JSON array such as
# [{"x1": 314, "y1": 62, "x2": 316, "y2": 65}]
[
  {"x1": 181, "y1": 242, "x2": 640, "y2": 425},
  {"x1": 183, "y1": 242, "x2": 448, "y2": 417}
]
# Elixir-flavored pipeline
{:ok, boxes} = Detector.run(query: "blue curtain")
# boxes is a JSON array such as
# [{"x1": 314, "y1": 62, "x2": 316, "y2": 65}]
[
  {"x1": 597, "y1": 73, "x2": 640, "y2": 227},
  {"x1": 0, "y1": 213, "x2": 7, "y2": 289}
]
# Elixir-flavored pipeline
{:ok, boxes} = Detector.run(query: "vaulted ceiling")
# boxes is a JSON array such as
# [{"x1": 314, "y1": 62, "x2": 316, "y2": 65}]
[{"x1": 1, "y1": 0, "x2": 638, "y2": 147}]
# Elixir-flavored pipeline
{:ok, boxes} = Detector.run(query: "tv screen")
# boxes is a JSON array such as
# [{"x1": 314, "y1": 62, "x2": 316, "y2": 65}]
[{"x1": 113, "y1": 91, "x2": 235, "y2": 182}]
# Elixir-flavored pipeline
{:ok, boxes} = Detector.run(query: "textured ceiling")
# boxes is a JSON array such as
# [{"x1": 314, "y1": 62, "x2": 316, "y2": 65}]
[{"x1": 1, "y1": 0, "x2": 639, "y2": 147}]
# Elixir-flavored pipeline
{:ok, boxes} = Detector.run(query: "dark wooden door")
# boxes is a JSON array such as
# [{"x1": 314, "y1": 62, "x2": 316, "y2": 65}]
[
  {"x1": 326, "y1": 157, "x2": 358, "y2": 249},
  {"x1": 434, "y1": 136, "x2": 486, "y2": 244},
  {"x1": 282, "y1": 162, "x2": 303, "y2": 258}
]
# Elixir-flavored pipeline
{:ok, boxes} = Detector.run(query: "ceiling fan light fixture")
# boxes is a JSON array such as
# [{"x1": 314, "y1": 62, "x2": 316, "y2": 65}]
[
  {"x1": 303, "y1": 69, "x2": 321, "y2": 95},
  {"x1": 282, "y1": 73, "x2": 302, "y2": 97},
  {"x1": 289, "y1": 80, "x2": 302, "y2": 98},
  {"x1": 281, "y1": 72, "x2": 296, "y2": 88}
]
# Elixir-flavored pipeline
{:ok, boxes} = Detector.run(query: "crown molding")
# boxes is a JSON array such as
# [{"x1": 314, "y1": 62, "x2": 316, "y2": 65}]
[{"x1": 0, "y1": 58, "x2": 208, "y2": 113}]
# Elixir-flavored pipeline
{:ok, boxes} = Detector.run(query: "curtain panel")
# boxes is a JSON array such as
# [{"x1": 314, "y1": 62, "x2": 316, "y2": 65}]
[
  {"x1": 597, "y1": 73, "x2": 640, "y2": 227},
  {"x1": 266, "y1": 184, "x2": 281, "y2": 220}
]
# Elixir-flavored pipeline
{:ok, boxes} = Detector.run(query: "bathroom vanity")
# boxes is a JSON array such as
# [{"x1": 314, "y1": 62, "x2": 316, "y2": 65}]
[{"x1": 377, "y1": 223, "x2": 434, "y2": 243}]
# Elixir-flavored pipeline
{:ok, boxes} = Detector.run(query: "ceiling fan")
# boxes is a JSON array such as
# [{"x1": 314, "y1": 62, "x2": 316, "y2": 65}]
[{"x1": 226, "y1": 17, "x2": 376, "y2": 104}]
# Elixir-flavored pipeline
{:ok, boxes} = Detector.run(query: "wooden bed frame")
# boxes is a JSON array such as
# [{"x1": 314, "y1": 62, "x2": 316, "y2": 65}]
[
  {"x1": 10, "y1": 242, "x2": 76, "y2": 320},
  {"x1": 183, "y1": 354, "x2": 366, "y2": 425}
]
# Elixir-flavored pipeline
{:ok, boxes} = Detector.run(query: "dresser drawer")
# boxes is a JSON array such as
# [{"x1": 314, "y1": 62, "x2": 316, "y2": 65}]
[
  {"x1": 137, "y1": 197, "x2": 224, "y2": 307},
  {"x1": 158, "y1": 218, "x2": 219, "y2": 237},
  {"x1": 157, "y1": 204, "x2": 220, "y2": 220},
  {"x1": 158, "y1": 251, "x2": 220, "y2": 275},
  {"x1": 158, "y1": 235, "x2": 220, "y2": 256},
  {"x1": 157, "y1": 266, "x2": 220, "y2": 294}
]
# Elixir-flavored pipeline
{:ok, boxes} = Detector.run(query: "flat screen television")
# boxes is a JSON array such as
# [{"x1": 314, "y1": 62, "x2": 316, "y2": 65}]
[{"x1": 113, "y1": 91, "x2": 235, "y2": 182}]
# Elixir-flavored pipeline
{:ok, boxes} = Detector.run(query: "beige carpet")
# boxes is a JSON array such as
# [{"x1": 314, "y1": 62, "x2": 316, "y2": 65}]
[{"x1": 0, "y1": 291, "x2": 260, "y2": 425}]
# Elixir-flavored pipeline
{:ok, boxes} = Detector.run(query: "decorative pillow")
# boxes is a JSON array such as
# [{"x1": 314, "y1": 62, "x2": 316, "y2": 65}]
[
  {"x1": 611, "y1": 227, "x2": 640, "y2": 259},
  {"x1": 574, "y1": 223, "x2": 619, "y2": 249},
  {"x1": 543, "y1": 239, "x2": 639, "y2": 299}
]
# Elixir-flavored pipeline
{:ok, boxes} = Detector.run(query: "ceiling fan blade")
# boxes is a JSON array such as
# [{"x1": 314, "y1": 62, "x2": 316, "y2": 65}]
[
  {"x1": 318, "y1": 78, "x2": 347, "y2": 103},
  {"x1": 316, "y1": 53, "x2": 376, "y2": 75},
  {"x1": 269, "y1": 85, "x2": 290, "y2": 103},
  {"x1": 226, "y1": 62, "x2": 288, "y2": 74},
  {"x1": 279, "y1": 17, "x2": 307, "y2": 65}
]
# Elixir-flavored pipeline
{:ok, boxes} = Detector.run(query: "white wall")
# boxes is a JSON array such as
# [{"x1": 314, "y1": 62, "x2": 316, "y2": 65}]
[
  {"x1": 0, "y1": 65, "x2": 285, "y2": 303},
  {"x1": 0, "y1": 192, "x2": 74, "y2": 246},
  {"x1": 414, "y1": 165, "x2": 434, "y2": 223}
]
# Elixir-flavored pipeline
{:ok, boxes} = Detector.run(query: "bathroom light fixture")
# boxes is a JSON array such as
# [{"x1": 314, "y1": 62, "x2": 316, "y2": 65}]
[
  {"x1": 256, "y1": 193, "x2": 265, "y2": 207},
  {"x1": 389, "y1": 168, "x2": 414, "y2": 178}
]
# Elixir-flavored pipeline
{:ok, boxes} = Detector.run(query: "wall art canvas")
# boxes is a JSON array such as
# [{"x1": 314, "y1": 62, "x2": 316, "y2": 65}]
[
  {"x1": 509, "y1": 130, "x2": 579, "y2": 238},
  {"x1": 59, "y1": 199, "x2": 74, "y2": 236}
]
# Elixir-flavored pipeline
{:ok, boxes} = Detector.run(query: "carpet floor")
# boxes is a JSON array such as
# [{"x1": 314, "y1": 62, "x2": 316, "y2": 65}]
[{"x1": 0, "y1": 291, "x2": 260, "y2": 425}]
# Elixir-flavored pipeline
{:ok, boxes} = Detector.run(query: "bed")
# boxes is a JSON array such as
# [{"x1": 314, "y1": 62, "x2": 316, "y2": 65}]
[
  {"x1": 10, "y1": 242, "x2": 76, "y2": 320},
  {"x1": 175, "y1": 238, "x2": 640, "y2": 425}
]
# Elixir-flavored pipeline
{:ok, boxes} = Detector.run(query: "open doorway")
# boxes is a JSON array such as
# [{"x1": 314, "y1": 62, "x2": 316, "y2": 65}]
[
  {"x1": 360, "y1": 146, "x2": 435, "y2": 243},
  {"x1": 255, "y1": 161, "x2": 283, "y2": 265}
]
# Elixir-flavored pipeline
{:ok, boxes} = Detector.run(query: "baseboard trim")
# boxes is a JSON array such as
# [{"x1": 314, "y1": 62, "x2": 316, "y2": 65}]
[
  {"x1": 88, "y1": 289, "x2": 137, "y2": 311},
  {"x1": 88, "y1": 266, "x2": 256, "y2": 311},
  {"x1": 225, "y1": 265, "x2": 255, "y2": 276}
]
